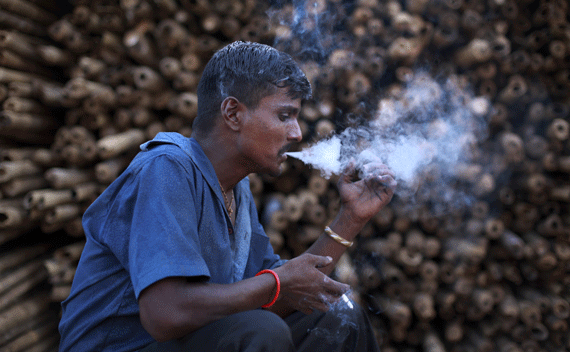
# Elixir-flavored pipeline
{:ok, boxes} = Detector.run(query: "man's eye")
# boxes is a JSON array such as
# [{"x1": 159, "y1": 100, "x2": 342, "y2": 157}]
[{"x1": 279, "y1": 114, "x2": 289, "y2": 121}]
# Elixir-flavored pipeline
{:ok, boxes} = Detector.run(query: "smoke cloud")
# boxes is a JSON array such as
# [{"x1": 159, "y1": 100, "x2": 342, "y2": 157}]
[
  {"x1": 287, "y1": 72, "x2": 490, "y2": 212},
  {"x1": 269, "y1": 1, "x2": 492, "y2": 214},
  {"x1": 268, "y1": 0, "x2": 349, "y2": 63}
]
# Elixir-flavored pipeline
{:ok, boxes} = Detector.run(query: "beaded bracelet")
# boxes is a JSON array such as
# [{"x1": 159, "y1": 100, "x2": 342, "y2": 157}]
[
  {"x1": 324, "y1": 226, "x2": 354, "y2": 248},
  {"x1": 255, "y1": 269, "x2": 280, "y2": 308}
]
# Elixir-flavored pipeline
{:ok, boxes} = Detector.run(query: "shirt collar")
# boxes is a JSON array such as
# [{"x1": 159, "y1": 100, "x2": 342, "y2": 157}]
[{"x1": 140, "y1": 132, "x2": 247, "y2": 212}]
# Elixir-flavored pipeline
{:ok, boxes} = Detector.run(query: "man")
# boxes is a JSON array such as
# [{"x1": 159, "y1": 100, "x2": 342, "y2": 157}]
[{"x1": 58, "y1": 41, "x2": 396, "y2": 352}]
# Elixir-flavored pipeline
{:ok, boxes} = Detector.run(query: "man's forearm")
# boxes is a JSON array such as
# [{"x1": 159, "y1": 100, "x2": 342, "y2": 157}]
[
  {"x1": 139, "y1": 274, "x2": 278, "y2": 341},
  {"x1": 305, "y1": 209, "x2": 367, "y2": 275}
]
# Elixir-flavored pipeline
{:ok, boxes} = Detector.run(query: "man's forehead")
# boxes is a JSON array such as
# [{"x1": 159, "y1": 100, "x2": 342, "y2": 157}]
[{"x1": 259, "y1": 88, "x2": 302, "y2": 110}]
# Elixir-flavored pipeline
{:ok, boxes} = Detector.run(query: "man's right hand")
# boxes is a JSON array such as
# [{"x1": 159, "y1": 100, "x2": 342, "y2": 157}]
[
  {"x1": 272, "y1": 253, "x2": 350, "y2": 315},
  {"x1": 139, "y1": 253, "x2": 351, "y2": 341}
]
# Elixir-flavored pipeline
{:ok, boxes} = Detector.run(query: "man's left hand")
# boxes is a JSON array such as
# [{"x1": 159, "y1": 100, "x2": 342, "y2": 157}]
[{"x1": 337, "y1": 160, "x2": 397, "y2": 224}]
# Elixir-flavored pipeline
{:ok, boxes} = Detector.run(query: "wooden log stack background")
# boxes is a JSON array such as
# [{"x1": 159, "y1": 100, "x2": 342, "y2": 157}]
[{"x1": 0, "y1": 0, "x2": 570, "y2": 351}]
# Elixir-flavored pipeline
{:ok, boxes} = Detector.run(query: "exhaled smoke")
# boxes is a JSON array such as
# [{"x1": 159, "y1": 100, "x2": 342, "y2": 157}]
[
  {"x1": 269, "y1": 1, "x2": 492, "y2": 214},
  {"x1": 267, "y1": 0, "x2": 348, "y2": 63},
  {"x1": 287, "y1": 72, "x2": 490, "y2": 210},
  {"x1": 286, "y1": 135, "x2": 341, "y2": 178}
]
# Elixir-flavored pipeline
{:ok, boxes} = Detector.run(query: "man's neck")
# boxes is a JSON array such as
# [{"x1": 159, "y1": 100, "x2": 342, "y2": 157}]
[{"x1": 194, "y1": 133, "x2": 248, "y2": 191}]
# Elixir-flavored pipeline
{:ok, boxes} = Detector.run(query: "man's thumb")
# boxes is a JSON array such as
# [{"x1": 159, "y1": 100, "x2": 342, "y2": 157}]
[{"x1": 314, "y1": 255, "x2": 333, "y2": 268}]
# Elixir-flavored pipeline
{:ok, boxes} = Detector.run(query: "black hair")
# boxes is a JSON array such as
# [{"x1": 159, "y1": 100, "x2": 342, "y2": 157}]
[{"x1": 192, "y1": 41, "x2": 312, "y2": 136}]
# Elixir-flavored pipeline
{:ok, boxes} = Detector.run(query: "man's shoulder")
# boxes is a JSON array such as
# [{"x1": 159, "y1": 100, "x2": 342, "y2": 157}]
[
  {"x1": 130, "y1": 133, "x2": 197, "y2": 171},
  {"x1": 138, "y1": 132, "x2": 193, "y2": 158},
  {"x1": 140, "y1": 132, "x2": 191, "y2": 151}
]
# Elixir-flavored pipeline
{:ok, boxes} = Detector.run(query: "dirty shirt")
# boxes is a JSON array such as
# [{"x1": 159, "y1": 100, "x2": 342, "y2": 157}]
[{"x1": 58, "y1": 132, "x2": 285, "y2": 352}]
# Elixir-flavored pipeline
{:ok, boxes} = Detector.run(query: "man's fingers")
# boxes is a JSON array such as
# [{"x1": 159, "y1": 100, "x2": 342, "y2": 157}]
[
  {"x1": 342, "y1": 159, "x2": 357, "y2": 175},
  {"x1": 312, "y1": 301, "x2": 330, "y2": 313},
  {"x1": 313, "y1": 293, "x2": 337, "y2": 312},
  {"x1": 340, "y1": 159, "x2": 360, "y2": 182},
  {"x1": 298, "y1": 294, "x2": 328, "y2": 314},
  {"x1": 375, "y1": 175, "x2": 397, "y2": 188},
  {"x1": 364, "y1": 173, "x2": 397, "y2": 193},
  {"x1": 322, "y1": 276, "x2": 350, "y2": 296},
  {"x1": 311, "y1": 290, "x2": 350, "y2": 312},
  {"x1": 360, "y1": 162, "x2": 395, "y2": 178}
]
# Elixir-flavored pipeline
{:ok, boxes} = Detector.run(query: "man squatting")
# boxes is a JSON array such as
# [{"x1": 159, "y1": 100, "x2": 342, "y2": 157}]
[{"x1": 58, "y1": 41, "x2": 397, "y2": 352}]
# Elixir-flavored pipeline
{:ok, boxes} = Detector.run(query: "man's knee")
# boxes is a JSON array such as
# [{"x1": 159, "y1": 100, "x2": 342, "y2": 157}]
[
  {"x1": 313, "y1": 301, "x2": 373, "y2": 345},
  {"x1": 241, "y1": 310, "x2": 292, "y2": 337},
  {"x1": 222, "y1": 310, "x2": 294, "y2": 351},
  {"x1": 285, "y1": 301, "x2": 380, "y2": 351}
]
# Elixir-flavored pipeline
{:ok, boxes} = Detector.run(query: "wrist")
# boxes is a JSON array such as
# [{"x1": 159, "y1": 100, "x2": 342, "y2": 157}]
[
  {"x1": 255, "y1": 269, "x2": 280, "y2": 308},
  {"x1": 324, "y1": 226, "x2": 353, "y2": 247},
  {"x1": 330, "y1": 208, "x2": 368, "y2": 240}
]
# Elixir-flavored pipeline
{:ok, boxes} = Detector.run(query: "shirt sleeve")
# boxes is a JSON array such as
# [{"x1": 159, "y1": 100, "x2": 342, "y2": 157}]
[
  {"x1": 115, "y1": 154, "x2": 210, "y2": 299},
  {"x1": 246, "y1": 192, "x2": 287, "y2": 276}
]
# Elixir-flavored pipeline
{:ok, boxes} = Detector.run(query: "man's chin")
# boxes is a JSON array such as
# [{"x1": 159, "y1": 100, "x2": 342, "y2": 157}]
[
  {"x1": 260, "y1": 164, "x2": 284, "y2": 178},
  {"x1": 267, "y1": 167, "x2": 283, "y2": 178}
]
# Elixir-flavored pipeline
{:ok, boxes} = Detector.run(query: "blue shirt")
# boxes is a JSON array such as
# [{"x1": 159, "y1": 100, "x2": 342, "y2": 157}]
[{"x1": 58, "y1": 133, "x2": 285, "y2": 352}]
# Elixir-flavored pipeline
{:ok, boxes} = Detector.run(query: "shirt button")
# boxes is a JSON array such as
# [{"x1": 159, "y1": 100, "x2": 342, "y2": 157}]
[{"x1": 228, "y1": 228, "x2": 233, "y2": 234}]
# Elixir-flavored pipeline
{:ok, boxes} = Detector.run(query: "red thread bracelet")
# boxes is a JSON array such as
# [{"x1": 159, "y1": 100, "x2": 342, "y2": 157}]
[{"x1": 255, "y1": 269, "x2": 280, "y2": 308}]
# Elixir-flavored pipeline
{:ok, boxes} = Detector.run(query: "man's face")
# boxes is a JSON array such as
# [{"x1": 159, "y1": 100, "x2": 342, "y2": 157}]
[{"x1": 237, "y1": 88, "x2": 303, "y2": 176}]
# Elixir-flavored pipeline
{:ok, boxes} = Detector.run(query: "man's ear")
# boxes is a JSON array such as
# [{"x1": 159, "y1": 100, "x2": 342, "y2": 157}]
[{"x1": 220, "y1": 96, "x2": 244, "y2": 131}]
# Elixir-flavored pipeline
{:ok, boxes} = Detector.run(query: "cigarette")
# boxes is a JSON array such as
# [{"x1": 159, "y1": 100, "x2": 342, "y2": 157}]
[{"x1": 341, "y1": 293, "x2": 354, "y2": 309}]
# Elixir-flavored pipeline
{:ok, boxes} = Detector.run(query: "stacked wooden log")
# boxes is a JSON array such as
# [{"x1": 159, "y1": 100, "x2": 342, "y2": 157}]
[
  {"x1": 1, "y1": 0, "x2": 570, "y2": 351},
  {"x1": 0, "y1": 1, "x2": 75, "y2": 351}
]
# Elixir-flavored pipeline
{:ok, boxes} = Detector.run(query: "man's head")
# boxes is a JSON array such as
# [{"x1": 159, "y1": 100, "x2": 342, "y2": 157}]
[{"x1": 192, "y1": 41, "x2": 312, "y2": 137}]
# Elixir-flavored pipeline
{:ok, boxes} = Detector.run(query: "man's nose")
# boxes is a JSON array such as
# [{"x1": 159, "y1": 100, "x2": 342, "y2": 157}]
[{"x1": 288, "y1": 120, "x2": 303, "y2": 142}]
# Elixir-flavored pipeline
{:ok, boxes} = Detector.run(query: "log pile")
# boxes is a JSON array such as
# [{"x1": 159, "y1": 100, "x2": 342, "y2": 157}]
[
  {"x1": 0, "y1": 0, "x2": 570, "y2": 351},
  {"x1": 0, "y1": 1, "x2": 72, "y2": 351}
]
